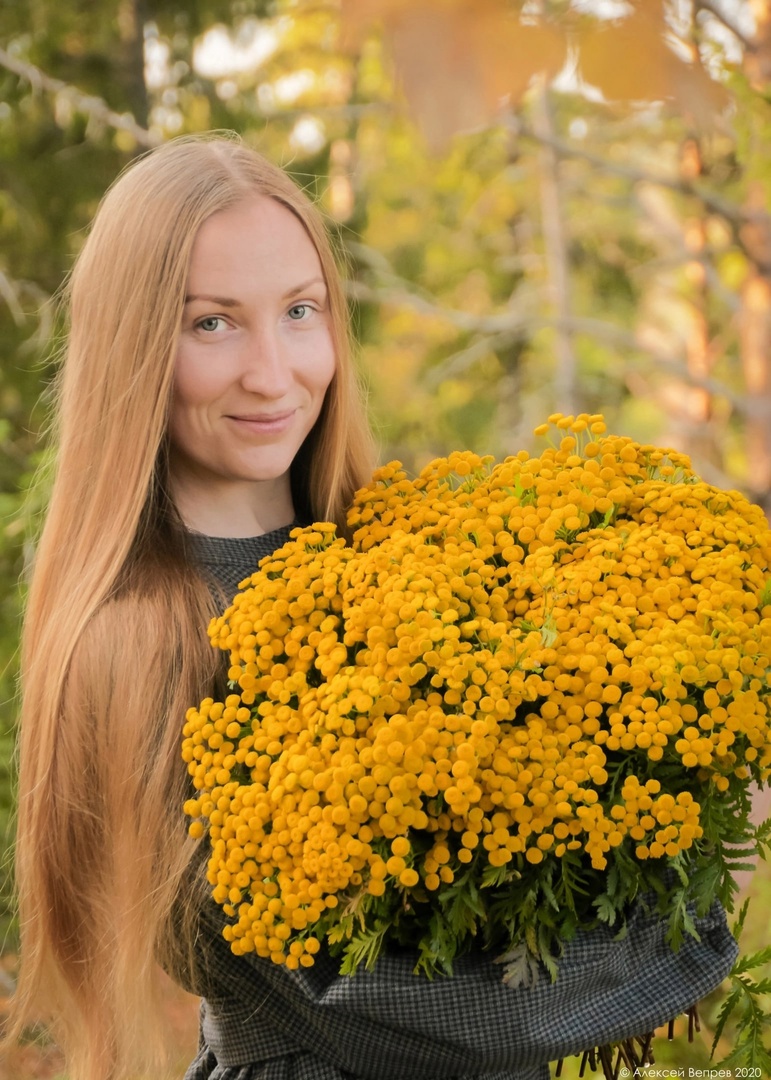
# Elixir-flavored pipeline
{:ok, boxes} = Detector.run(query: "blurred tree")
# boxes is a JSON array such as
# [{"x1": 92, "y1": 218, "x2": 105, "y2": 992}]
[
  {"x1": 336, "y1": 0, "x2": 771, "y2": 506},
  {"x1": 1, "y1": 0, "x2": 770, "y2": 1069}
]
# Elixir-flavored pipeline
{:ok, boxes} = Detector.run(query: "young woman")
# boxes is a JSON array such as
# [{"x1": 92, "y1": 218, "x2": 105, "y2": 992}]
[{"x1": 12, "y1": 134, "x2": 737, "y2": 1080}]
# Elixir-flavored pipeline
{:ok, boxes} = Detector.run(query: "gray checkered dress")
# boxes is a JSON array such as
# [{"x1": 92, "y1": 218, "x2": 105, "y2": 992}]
[{"x1": 182, "y1": 530, "x2": 739, "y2": 1080}]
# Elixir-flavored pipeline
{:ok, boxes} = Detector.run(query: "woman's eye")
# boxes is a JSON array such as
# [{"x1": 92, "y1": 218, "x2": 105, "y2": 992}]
[
  {"x1": 197, "y1": 316, "x2": 227, "y2": 333},
  {"x1": 287, "y1": 304, "x2": 310, "y2": 321}
]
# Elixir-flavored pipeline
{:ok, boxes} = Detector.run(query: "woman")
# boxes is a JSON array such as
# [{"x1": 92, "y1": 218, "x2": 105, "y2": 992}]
[{"x1": 12, "y1": 134, "x2": 737, "y2": 1080}]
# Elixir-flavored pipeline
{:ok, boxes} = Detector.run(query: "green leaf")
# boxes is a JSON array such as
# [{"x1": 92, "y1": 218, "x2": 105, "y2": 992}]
[
  {"x1": 665, "y1": 884, "x2": 701, "y2": 952},
  {"x1": 480, "y1": 862, "x2": 514, "y2": 888},
  {"x1": 592, "y1": 892, "x2": 620, "y2": 925},
  {"x1": 712, "y1": 906, "x2": 771, "y2": 1071},
  {"x1": 732, "y1": 897, "x2": 751, "y2": 941},
  {"x1": 439, "y1": 871, "x2": 485, "y2": 938},
  {"x1": 600, "y1": 504, "x2": 616, "y2": 527},
  {"x1": 733, "y1": 946, "x2": 771, "y2": 976},
  {"x1": 338, "y1": 921, "x2": 390, "y2": 975},
  {"x1": 537, "y1": 922, "x2": 561, "y2": 982},
  {"x1": 326, "y1": 914, "x2": 355, "y2": 946},
  {"x1": 712, "y1": 985, "x2": 743, "y2": 1056},
  {"x1": 494, "y1": 941, "x2": 541, "y2": 988}
]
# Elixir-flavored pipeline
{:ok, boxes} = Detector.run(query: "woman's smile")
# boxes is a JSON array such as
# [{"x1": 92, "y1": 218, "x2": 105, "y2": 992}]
[{"x1": 226, "y1": 408, "x2": 297, "y2": 432}]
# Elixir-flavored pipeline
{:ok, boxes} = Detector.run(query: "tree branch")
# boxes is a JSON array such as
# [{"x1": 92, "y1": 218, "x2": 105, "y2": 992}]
[
  {"x1": 260, "y1": 102, "x2": 392, "y2": 121},
  {"x1": 695, "y1": 1, "x2": 754, "y2": 50},
  {"x1": 509, "y1": 115, "x2": 769, "y2": 227},
  {"x1": 0, "y1": 46, "x2": 160, "y2": 148},
  {"x1": 422, "y1": 332, "x2": 522, "y2": 388},
  {"x1": 346, "y1": 277, "x2": 526, "y2": 335},
  {"x1": 346, "y1": 276, "x2": 769, "y2": 421},
  {"x1": 0, "y1": 270, "x2": 27, "y2": 326},
  {"x1": 0, "y1": 271, "x2": 55, "y2": 356}
]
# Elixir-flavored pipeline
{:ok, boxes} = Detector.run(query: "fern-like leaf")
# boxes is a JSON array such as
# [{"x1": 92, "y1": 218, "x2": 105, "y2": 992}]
[
  {"x1": 711, "y1": 898, "x2": 771, "y2": 1069},
  {"x1": 711, "y1": 985, "x2": 742, "y2": 1055},
  {"x1": 338, "y1": 922, "x2": 390, "y2": 975}
]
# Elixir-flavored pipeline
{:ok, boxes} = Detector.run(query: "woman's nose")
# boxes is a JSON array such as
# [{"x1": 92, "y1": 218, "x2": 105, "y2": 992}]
[{"x1": 238, "y1": 328, "x2": 292, "y2": 397}]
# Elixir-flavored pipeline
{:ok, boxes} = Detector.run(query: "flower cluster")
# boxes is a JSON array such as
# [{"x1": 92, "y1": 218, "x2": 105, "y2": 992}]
[{"x1": 182, "y1": 415, "x2": 771, "y2": 976}]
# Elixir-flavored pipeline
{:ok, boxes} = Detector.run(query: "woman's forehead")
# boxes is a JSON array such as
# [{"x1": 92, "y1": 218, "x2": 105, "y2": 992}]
[{"x1": 187, "y1": 196, "x2": 324, "y2": 292}]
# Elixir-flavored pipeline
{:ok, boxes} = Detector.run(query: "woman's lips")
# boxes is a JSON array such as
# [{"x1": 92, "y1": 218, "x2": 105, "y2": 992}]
[{"x1": 227, "y1": 410, "x2": 296, "y2": 434}]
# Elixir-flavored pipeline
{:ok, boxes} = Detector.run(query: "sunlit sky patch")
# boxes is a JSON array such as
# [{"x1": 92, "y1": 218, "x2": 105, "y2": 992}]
[
  {"x1": 570, "y1": 0, "x2": 634, "y2": 16},
  {"x1": 289, "y1": 116, "x2": 327, "y2": 155},
  {"x1": 193, "y1": 19, "x2": 280, "y2": 78}
]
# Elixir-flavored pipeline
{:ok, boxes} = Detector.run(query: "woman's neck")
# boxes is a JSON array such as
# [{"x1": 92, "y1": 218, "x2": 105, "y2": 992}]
[{"x1": 169, "y1": 473, "x2": 295, "y2": 538}]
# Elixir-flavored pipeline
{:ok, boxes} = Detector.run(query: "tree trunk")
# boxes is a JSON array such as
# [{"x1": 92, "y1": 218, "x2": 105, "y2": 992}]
[
  {"x1": 532, "y1": 82, "x2": 576, "y2": 416},
  {"x1": 116, "y1": 0, "x2": 150, "y2": 128}
]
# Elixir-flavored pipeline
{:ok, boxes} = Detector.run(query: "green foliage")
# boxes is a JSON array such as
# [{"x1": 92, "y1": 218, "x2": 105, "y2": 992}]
[{"x1": 711, "y1": 900, "x2": 771, "y2": 1070}]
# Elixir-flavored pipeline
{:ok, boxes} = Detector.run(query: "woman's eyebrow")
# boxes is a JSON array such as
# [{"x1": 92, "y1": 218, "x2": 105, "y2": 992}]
[
  {"x1": 282, "y1": 277, "x2": 327, "y2": 300},
  {"x1": 184, "y1": 294, "x2": 241, "y2": 306},
  {"x1": 185, "y1": 280, "x2": 326, "y2": 305}
]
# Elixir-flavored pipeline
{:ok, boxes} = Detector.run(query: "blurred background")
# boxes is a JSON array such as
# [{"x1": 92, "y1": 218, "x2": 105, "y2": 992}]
[{"x1": 1, "y1": 0, "x2": 770, "y2": 1075}]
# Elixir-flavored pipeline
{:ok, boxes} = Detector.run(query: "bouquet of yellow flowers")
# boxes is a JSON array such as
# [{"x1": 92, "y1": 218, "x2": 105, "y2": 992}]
[{"x1": 182, "y1": 414, "x2": 771, "y2": 981}]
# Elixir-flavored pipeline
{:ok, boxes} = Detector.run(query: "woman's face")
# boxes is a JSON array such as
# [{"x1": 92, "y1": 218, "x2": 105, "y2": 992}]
[{"x1": 168, "y1": 195, "x2": 336, "y2": 535}]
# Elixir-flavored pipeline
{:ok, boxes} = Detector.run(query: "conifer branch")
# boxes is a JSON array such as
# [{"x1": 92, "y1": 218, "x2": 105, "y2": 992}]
[{"x1": 0, "y1": 45, "x2": 159, "y2": 148}]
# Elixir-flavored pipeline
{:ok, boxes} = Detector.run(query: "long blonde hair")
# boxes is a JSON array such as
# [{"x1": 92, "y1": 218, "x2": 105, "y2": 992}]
[{"x1": 11, "y1": 133, "x2": 375, "y2": 1080}]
